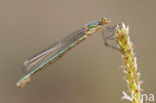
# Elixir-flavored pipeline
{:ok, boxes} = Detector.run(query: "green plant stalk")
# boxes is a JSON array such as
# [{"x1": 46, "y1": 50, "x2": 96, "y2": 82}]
[{"x1": 115, "y1": 23, "x2": 142, "y2": 103}]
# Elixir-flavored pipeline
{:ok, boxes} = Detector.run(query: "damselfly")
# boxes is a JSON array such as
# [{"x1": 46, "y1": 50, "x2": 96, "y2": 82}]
[{"x1": 17, "y1": 17, "x2": 119, "y2": 88}]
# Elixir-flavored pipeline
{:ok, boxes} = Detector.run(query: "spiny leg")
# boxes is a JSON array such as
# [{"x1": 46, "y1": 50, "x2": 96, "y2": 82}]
[
  {"x1": 101, "y1": 29, "x2": 120, "y2": 51},
  {"x1": 105, "y1": 24, "x2": 122, "y2": 32},
  {"x1": 101, "y1": 28, "x2": 108, "y2": 46},
  {"x1": 105, "y1": 24, "x2": 122, "y2": 40},
  {"x1": 101, "y1": 24, "x2": 123, "y2": 52},
  {"x1": 102, "y1": 24, "x2": 129, "y2": 53}
]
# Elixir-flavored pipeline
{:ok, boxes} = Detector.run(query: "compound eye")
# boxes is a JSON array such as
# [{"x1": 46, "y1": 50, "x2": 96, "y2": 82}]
[{"x1": 101, "y1": 17, "x2": 112, "y2": 24}]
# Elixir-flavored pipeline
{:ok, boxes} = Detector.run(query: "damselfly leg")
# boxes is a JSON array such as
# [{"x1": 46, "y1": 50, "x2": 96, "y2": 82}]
[{"x1": 102, "y1": 24, "x2": 122, "y2": 51}]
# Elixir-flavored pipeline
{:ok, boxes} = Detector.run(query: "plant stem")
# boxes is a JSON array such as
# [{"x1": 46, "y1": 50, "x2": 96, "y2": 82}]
[{"x1": 115, "y1": 23, "x2": 142, "y2": 103}]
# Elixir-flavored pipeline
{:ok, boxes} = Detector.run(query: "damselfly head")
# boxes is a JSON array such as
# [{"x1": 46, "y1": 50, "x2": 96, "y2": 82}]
[{"x1": 100, "y1": 17, "x2": 111, "y2": 25}]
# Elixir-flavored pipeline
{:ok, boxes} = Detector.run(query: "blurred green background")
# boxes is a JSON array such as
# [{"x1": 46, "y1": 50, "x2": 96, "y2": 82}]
[{"x1": 0, "y1": 0, "x2": 155, "y2": 103}]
